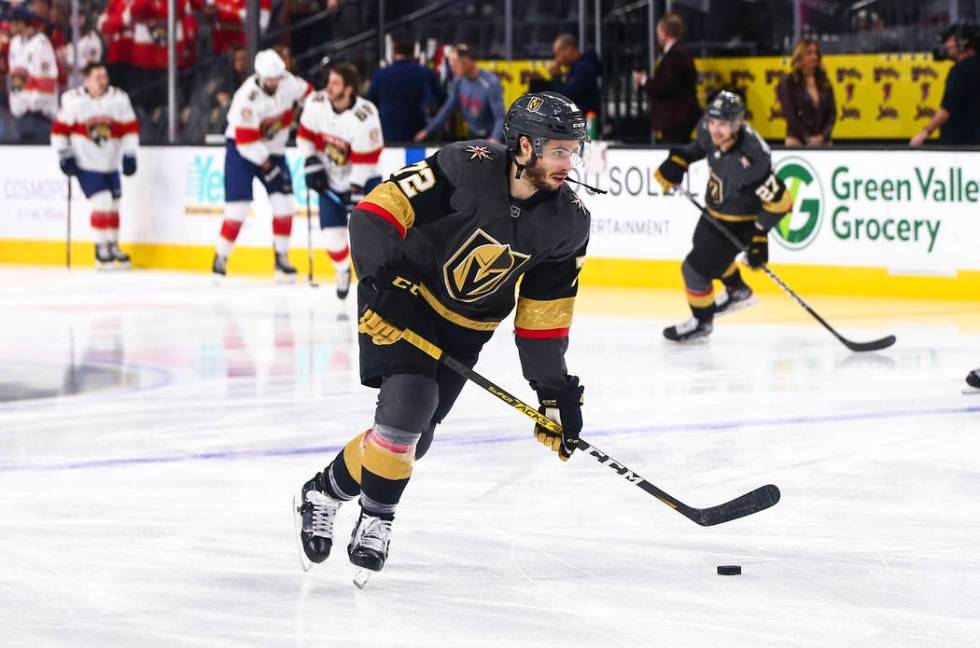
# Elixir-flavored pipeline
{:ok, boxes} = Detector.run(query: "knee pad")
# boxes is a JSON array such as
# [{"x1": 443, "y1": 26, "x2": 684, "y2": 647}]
[
  {"x1": 681, "y1": 258, "x2": 712, "y2": 294},
  {"x1": 322, "y1": 226, "x2": 348, "y2": 254},
  {"x1": 374, "y1": 373, "x2": 440, "y2": 446},
  {"x1": 268, "y1": 192, "x2": 294, "y2": 217},
  {"x1": 89, "y1": 190, "x2": 114, "y2": 213},
  {"x1": 224, "y1": 201, "x2": 249, "y2": 222}
]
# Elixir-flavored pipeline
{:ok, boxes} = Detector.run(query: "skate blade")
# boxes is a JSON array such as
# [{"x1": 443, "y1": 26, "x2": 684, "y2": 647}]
[
  {"x1": 95, "y1": 263, "x2": 116, "y2": 272},
  {"x1": 275, "y1": 271, "x2": 297, "y2": 285},
  {"x1": 962, "y1": 387, "x2": 980, "y2": 395},
  {"x1": 352, "y1": 568, "x2": 374, "y2": 589},
  {"x1": 715, "y1": 295, "x2": 758, "y2": 317},
  {"x1": 291, "y1": 494, "x2": 313, "y2": 572}
]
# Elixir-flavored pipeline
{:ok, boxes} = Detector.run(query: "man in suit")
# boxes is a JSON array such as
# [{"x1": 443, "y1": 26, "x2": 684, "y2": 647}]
[
  {"x1": 632, "y1": 12, "x2": 701, "y2": 144},
  {"x1": 366, "y1": 39, "x2": 443, "y2": 143}
]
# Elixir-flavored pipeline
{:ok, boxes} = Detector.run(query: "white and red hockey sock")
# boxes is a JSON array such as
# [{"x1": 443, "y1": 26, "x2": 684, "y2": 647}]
[
  {"x1": 322, "y1": 226, "x2": 350, "y2": 273},
  {"x1": 217, "y1": 201, "x2": 248, "y2": 258}
]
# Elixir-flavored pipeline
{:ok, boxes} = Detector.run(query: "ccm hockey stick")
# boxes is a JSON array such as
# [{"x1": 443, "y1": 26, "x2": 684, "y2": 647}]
[
  {"x1": 677, "y1": 187, "x2": 896, "y2": 353},
  {"x1": 399, "y1": 328, "x2": 780, "y2": 526}
]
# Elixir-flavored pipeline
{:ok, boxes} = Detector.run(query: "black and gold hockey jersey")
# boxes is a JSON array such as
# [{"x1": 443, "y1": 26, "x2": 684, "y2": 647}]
[
  {"x1": 350, "y1": 140, "x2": 590, "y2": 391},
  {"x1": 674, "y1": 117, "x2": 793, "y2": 227}
]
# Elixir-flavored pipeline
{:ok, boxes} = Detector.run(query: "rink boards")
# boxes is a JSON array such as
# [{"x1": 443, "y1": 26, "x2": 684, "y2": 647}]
[{"x1": 1, "y1": 144, "x2": 979, "y2": 300}]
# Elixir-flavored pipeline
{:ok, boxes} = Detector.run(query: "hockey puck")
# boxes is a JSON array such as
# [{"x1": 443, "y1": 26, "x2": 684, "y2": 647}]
[{"x1": 717, "y1": 565, "x2": 741, "y2": 576}]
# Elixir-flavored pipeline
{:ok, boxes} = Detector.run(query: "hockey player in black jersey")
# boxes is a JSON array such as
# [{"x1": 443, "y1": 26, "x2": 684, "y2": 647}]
[
  {"x1": 655, "y1": 91, "x2": 794, "y2": 342},
  {"x1": 293, "y1": 92, "x2": 592, "y2": 585}
]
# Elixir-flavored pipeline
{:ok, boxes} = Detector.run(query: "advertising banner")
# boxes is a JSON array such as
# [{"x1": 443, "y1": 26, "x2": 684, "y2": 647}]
[{"x1": 3, "y1": 145, "x2": 979, "y2": 280}]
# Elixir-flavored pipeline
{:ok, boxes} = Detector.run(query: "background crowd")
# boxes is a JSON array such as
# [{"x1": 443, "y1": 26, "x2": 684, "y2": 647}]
[{"x1": 1, "y1": 0, "x2": 978, "y2": 147}]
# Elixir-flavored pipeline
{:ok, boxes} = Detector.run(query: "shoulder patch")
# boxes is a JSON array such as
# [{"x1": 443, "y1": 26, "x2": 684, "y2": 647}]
[{"x1": 463, "y1": 144, "x2": 493, "y2": 161}]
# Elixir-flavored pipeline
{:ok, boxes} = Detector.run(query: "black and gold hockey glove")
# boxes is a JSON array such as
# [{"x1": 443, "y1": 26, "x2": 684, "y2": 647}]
[
  {"x1": 357, "y1": 269, "x2": 419, "y2": 345},
  {"x1": 654, "y1": 149, "x2": 689, "y2": 194},
  {"x1": 534, "y1": 375, "x2": 584, "y2": 462},
  {"x1": 746, "y1": 224, "x2": 769, "y2": 269}
]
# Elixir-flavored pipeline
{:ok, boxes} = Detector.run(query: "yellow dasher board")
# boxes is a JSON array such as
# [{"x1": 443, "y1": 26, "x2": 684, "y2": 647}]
[
  {"x1": 480, "y1": 53, "x2": 952, "y2": 140},
  {"x1": 691, "y1": 52, "x2": 950, "y2": 140}
]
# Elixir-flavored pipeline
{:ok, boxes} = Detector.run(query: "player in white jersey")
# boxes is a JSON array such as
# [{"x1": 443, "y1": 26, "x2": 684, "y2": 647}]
[
  {"x1": 213, "y1": 49, "x2": 312, "y2": 279},
  {"x1": 51, "y1": 62, "x2": 139, "y2": 268},
  {"x1": 7, "y1": 7, "x2": 58, "y2": 142},
  {"x1": 298, "y1": 62, "x2": 384, "y2": 298}
]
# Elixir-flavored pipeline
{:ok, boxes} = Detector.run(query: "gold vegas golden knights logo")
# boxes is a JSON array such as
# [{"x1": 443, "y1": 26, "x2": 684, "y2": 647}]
[
  {"x1": 443, "y1": 229, "x2": 531, "y2": 302},
  {"x1": 526, "y1": 97, "x2": 543, "y2": 113}
]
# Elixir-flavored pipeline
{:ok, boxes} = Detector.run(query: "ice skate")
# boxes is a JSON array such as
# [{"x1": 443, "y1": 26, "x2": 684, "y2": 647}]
[
  {"x1": 348, "y1": 511, "x2": 392, "y2": 589},
  {"x1": 964, "y1": 369, "x2": 980, "y2": 395},
  {"x1": 335, "y1": 266, "x2": 351, "y2": 300},
  {"x1": 275, "y1": 249, "x2": 297, "y2": 283},
  {"x1": 292, "y1": 472, "x2": 344, "y2": 571},
  {"x1": 108, "y1": 242, "x2": 131, "y2": 268},
  {"x1": 663, "y1": 317, "x2": 713, "y2": 342},
  {"x1": 95, "y1": 243, "x2": 114, "y2": 270},
  {"x1": 212, "y1": 253, "x2": 228, "y2": 278},
  {"x1": 714, "y1": 286, "x2": 757, "y2": 316}
]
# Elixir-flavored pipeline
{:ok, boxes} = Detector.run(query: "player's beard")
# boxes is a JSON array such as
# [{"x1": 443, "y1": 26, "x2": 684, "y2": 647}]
[{"x1": 523, "y1": 162, "x2": 562, "y2": 193}]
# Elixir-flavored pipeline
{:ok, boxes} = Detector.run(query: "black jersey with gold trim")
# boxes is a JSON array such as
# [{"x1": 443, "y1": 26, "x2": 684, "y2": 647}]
[
  {"x1": 675, "y1": 118, "x2": 793, "y2": 227},
  {"x1": 350, "y1": 140, "x2": 590, "y2": 391}
]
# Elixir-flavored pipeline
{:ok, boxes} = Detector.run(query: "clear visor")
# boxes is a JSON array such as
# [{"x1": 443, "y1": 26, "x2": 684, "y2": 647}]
[{"x1": 538, "y1": 139, "x2": 591, "y2": 168}]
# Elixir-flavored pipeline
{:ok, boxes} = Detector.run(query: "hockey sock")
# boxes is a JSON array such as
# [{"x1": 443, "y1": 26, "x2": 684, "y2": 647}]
[
  {"x1": 321, "y1": 430, "x2": 366, "y2": 500},
  {"x1": 322, "y1": 226, "x2": 350, "y2": 272},
  {"x1": 90, "y1": 212, "x2": 112, "y2": 244},
  {"x1": 358, "y1": 425, "x2": 417, "y2": 520},
  {"x1": 272, "y1": 215, "x2": 293, "y2": 254},
  {"x1": 682, "y1": 260, "x2": 715, "y2": 323},
  {"x1": 721, "y1": 262, "x2": 748, "y2": 290},
  {"x1": 218, "y1": 201, "x2": 248, "y2": 257}
]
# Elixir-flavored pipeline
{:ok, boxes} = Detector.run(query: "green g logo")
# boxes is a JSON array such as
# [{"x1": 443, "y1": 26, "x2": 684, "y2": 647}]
[{"x1": 772, "y1": 156, "x2": 823, "y2": 250}]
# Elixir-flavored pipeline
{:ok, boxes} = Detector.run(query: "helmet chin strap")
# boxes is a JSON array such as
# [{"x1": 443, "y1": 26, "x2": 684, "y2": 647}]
[{"x1": 513, "y1": 152, "x2": 538, "y2": 180}]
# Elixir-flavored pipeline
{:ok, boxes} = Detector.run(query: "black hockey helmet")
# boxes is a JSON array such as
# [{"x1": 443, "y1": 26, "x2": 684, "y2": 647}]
[
  {"x1": 503, "y1": 91, "x2": 589, "y2": 160},
  {"x1": 706, "y1": 90, "x2": 745, "y2": 122}
]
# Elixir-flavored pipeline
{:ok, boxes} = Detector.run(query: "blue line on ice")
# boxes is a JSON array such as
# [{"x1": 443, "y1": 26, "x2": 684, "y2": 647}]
[{"x1": 1, "y1": 403, "x2": 977, "y2": 474}]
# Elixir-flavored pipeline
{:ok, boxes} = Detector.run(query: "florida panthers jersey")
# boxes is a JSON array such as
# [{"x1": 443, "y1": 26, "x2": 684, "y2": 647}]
[
  {"x1": 225, "y1": 73, "x2": 312, "y2": 166},
  {"x1": 7, "y1": 31, "x2": 59, "y2": 119},
  {"x1": 51, "y1": 86, "x2": 139, "y2": 173},
  {"x1": 296, "y1": 94, "x2": 383, "y2": 192}
]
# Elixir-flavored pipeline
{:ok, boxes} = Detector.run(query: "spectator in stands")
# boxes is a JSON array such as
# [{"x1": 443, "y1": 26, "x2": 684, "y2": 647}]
[
  {"x1": 910, "y1": 23, "x2": 980, "y2": 147},
  {"x1": 415, "y1": 44, "x2": 505, "y2": 143},
  {"x1": 7, "y1": 6, "x2": 58, "y2": 142},
  {"x1": 545, "y1": 33, "x2": 601, "y2": 118},
  {"x1": 99, "y1": 0, "x2": 133, "y2": 93},
  {"x1": 631, "y1": 12, "x2": 700, "y2": 144},
  {"x1": 205, "y1": 0, "x2": 271, "y2": 56},
  {"x1": 778, "y1": 38, "x2": 836, "y2": 146},
  {"x1": 366, "y1": 38, "x2": 442, "y2": 143}
]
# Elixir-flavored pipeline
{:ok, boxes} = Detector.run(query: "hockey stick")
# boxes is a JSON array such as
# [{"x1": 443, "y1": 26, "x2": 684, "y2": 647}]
[
  {"x1": 66, "y1": 177, "x2": 72, "y2": 269},
  {"x1": 676, "y1": 187, "x2": 896, "y2": 353},
  {"x1": 305, "y1": 189, "x2": 318, "y2": 287},
  {"x1": 398, "y1": 327, "x2": 780, "y2": 526}
]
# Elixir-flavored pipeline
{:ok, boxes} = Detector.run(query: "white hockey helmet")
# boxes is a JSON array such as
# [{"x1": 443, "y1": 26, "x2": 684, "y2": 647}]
[{"x1": 254, "y1": 49, "x2": 286, "y2": 80}]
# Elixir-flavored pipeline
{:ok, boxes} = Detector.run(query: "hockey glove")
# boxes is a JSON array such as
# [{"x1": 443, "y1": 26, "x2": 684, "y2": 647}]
[
  {"x1": 654, "y1": 149, "x2": 688, "y2": 194},
  {"x1": 58, "y1": 151, "x2": 78, "y2": 177},
  {"x1": 260, "y1": 161, "x2": 291, "y2": 194},
  {"x1": 304, "y1": 155, "x2": 328, "y2": 194},
  {"x1": 357, "y1": 269, "x2": 420, "y2": 345},
  {"x1": 122, "y1": 154, "x2": 137, "y2": 176},
  {"x1": 534, "y1": 375, "x2": 584, "y2": 462},
  {"x1": 746, "y1": 224, "x2": 769, "y2": 269}
]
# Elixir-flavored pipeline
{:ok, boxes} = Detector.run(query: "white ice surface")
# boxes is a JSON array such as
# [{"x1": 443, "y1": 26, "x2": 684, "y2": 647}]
[{"x1": 1, "y1": 267, "x2": 979, "y2": 647}]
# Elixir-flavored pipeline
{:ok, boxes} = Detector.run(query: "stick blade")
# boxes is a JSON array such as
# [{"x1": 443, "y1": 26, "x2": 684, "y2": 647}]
[
  {"x1": 843, "y1": 334, "x2": 896, "y2": 353},
  {"x1": 697, "y1": 484, "x2": 781, "y2": 527}
]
